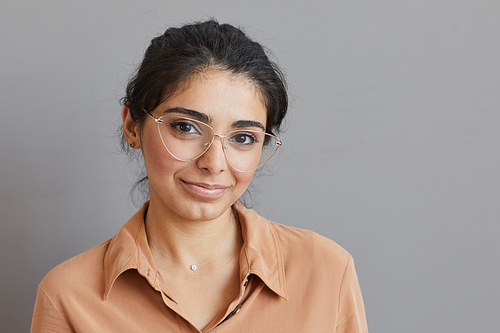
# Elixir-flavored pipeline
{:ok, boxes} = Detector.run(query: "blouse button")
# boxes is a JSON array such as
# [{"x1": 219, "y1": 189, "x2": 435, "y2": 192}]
[{"x1": 232, "y1": 305, "x2": 242, "y2": 315}]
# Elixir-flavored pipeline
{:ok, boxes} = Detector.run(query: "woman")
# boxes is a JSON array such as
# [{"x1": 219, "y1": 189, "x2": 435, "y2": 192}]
[{"x1": 31, "y1": 20, "x2": 368, "y2": 332}]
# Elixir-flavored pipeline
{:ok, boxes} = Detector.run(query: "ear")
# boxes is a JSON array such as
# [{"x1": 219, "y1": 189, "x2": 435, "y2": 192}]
[{"x1": 122, "y1": 106, "x2": 141, "y2": 148}]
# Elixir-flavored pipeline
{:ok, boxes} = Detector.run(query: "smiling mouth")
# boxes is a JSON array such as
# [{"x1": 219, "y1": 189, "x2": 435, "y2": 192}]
[{"x1": 181, "y1": 180, "x2": 229, "y2": 198}]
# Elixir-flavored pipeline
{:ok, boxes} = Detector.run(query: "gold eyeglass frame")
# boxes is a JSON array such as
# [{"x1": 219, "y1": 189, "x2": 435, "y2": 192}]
[{"x1": 143, "y1": 110, "x2": 282, "y2": 172}]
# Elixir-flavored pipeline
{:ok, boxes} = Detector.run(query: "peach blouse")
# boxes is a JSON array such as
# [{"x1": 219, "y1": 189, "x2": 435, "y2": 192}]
[{"x1": 31, "y1": 202, "x2": 368, "y2": 332}]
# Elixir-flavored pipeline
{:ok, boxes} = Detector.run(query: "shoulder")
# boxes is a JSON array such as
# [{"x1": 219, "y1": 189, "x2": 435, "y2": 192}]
[
  {"x1": 269, "y1": 220, "x2": 352, "y2": 269},
  {"x1": 235, "y1": 203, "x2": 352, "y2": 271},
  {"x1": 39, "y1": 239, "x2": 112, "y2": 299}
]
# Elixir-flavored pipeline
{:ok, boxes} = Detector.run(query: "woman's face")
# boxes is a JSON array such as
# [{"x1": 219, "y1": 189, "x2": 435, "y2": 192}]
[{"x1": 127, "y1": 70, "x2": 267, "y2": 222}]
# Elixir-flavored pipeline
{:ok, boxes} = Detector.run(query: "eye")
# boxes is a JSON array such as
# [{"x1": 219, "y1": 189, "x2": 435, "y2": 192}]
[
  {"x1": 229, "y1": 132, "x2": 259, "y2": 146},
  {"x1": 170, "y1": 120, "x2": 201, "y2": 135}
]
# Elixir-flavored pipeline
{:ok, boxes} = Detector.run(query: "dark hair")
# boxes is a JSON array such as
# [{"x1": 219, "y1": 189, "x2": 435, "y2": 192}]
[
  {"x1": 123, "y1": 19, "x2": 287, "y2": 136},
  {"x1": 121, "y1": 20, "x2": 288, "y2": 202}
]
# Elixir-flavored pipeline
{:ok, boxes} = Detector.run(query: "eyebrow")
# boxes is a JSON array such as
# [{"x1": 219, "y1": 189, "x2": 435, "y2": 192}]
[
  {"x1": 163, "y1": 107, "x2": 211, "y2": 123},
  {"x1": 163, "y1": 107, "x2": 265, "y2": 131},
  {"x1": 231, "y1": 120, "x2": 265, "y2": 131}
]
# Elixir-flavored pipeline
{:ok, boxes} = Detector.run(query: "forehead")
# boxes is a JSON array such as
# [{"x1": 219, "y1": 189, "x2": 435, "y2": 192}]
[{"x1": 161, "y1": 70, "x2": 267, "y2": 124}]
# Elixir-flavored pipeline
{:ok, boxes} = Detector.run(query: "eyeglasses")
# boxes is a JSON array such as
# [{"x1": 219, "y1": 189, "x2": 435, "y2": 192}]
[{"x1": 144, "y1": 111, "x2": 282, "y2": 172}]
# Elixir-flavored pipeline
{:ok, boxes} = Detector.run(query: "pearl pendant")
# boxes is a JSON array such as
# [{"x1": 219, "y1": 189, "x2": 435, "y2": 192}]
[{"x1": 190, "y1": 264, "x2": 197, "y2": 271}]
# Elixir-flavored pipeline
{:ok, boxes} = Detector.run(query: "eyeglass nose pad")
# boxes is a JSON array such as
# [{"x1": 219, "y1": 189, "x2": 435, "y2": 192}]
[{"x1": 213, "y1": 134, "x2": 228, "y2": 150}]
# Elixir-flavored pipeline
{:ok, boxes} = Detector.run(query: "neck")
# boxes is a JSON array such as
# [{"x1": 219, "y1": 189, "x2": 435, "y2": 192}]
[{"x1": 144, "y1": 199, "x2": 240, "y2": 271}]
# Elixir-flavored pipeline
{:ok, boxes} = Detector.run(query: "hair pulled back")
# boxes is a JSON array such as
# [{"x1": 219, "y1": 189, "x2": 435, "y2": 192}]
[{"x1": 123, "y1": 20, "x2": 288, "y2": 143}]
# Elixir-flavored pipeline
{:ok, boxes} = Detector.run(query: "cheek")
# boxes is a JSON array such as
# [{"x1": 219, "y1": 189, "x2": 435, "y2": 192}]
[
  {"x1": 146, "y1": 151, "x2": 184, "y2": 177},
  {"x1": 234, "y1": 171, "x2": 255, "y2": 189},
  {"x1": 141, "y1": 133, "x2": 180, "y2": 175}
]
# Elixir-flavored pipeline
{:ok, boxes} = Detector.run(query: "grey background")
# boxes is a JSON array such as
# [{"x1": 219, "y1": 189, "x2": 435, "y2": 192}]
[{"x1": 1, "y1": 0, "x2": 499, "y2": 332}]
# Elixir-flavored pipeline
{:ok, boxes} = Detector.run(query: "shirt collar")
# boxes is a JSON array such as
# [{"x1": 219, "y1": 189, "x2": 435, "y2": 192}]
[
  {"x1": 103, "y1": 201, "x2": 288, "y2": 300},
  {"x1": 234, "y1": 203, "x2": 288, "y2": 300}
]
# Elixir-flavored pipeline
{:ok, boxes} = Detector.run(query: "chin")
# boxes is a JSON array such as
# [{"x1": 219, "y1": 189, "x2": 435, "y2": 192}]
[{"x1": 172, "y1": 199, "x2": 233, "y2": 222}]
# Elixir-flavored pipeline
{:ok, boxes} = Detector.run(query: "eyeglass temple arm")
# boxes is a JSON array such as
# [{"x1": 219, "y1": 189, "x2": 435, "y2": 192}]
[{"x1": 143, "y1": 109, "x2": 162, "y2": 123}]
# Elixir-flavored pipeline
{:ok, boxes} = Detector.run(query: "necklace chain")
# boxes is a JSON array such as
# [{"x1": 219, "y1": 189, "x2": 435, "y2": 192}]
[
  {"x1": 145, "y1": 211, "x2": 236, "y2": 272},
  {"x1": 189, "y1": 221, "x2": 234, "y2": 271}
]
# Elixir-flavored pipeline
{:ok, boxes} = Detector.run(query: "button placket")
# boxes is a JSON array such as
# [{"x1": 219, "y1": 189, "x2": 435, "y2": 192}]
[{"x1": 215, "y1": 304, "x2": 242, "y2": 329}]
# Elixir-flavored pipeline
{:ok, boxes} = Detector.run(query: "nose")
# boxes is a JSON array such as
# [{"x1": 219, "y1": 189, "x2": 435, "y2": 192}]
[{"x1": 196, "y1": 136, "x2": 228, "y2": 174}]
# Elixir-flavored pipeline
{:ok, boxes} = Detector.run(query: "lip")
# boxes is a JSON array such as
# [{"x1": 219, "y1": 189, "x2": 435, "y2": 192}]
[{"x1": 181, "y1": 180, "x2": 229, "y2": 198}]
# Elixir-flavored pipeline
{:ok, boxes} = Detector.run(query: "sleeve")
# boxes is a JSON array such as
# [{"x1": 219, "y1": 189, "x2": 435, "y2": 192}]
[
  {"x1": 336, "y1": 255, "x2": 368, "y2": 333},
  {"x1": 30, "y1": 283, "x2": 75, "y2": 333}
]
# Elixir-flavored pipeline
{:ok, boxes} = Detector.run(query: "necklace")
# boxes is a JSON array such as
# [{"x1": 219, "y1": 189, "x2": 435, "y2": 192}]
[
  {"x1": 189, "y1": 221, "x2": 234, "y2": 271},
  {"x1": 145, "y1": 210, "x2": 237, "y2": 272}
]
